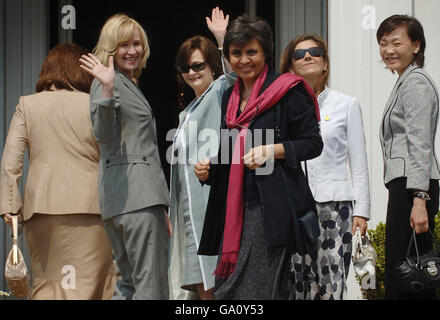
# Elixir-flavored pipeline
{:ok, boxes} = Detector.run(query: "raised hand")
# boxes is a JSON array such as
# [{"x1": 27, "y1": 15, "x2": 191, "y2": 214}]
[
  {"x1": 206, "y1": 7, "x2": 229, "y2": 47},
  {"x1": 79, "y1": 54, "x2": 115, "y2": 90}
]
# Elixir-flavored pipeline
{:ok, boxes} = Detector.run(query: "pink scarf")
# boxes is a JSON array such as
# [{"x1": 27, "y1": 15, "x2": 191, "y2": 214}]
[{"x1": 214, "y1": 65, "x2": 319, "y2": 279}]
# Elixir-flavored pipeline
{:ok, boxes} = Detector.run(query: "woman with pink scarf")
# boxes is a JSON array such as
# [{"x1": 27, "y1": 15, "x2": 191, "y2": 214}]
[{"x1": 194, "y1": 15, "x2": 323, "y2": 300}]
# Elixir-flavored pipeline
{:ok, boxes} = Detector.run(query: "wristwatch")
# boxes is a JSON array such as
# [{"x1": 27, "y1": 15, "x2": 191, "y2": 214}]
[{"x1": 413, "y1": 191, "x2": 431, "y2": 201}]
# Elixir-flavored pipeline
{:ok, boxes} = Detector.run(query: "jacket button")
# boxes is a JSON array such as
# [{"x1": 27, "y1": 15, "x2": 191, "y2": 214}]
[
  {"x1": 106, "y1": 160, "x2": 110, "y2": 165},
  {"x1": 143, "y1": 157, "x2": 147, "y2": 161}
]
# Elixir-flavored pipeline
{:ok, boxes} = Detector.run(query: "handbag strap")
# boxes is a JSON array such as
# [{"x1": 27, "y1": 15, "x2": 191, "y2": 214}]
[
  {"x1": 279, "y1": 164, "x2": 302, "y2": 246},
  {"x1": 406, "y1": 229, "x2": 440, "y2": 266},
  {"x1": 11, "y1": 215, "x2": 19, "y2": 265},
  {"x1": 275, "y1": 102, "x2": 309, "y2": 250},
  {"x1": 354, "y1": 228, "x2": 363, "y2": 255},
  {"x1": 275, "y1": 102, "x2": 309, "y2": 185}
]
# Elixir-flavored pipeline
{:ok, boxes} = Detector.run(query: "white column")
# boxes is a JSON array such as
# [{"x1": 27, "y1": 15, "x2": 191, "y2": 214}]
[
  {"x1": 414, "y1": 0, "x2": 440, "y2": 94},
  {"x1": 415, "y1": 0, "x2": 440, "y2": 170},
  {"x1": 329, "y1": 0, "x2": 412, "y2": 231}
]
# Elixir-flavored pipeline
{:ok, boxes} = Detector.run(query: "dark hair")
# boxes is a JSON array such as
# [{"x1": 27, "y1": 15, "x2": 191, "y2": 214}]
[
  {"x1": 376, "y1": 15, "x2": 426, "y2": 68},
  {"x1": 280, "y1": 33, "x2": 330, "y2": 91},
  {"x1": 175, "y1": 36, "x2": 223, "y2": 109},
  {"x1": 36, "y1": 43, "x2": 93, "y2": 93},
  {"x1": 223, "y1": 15, "x2": 274, "y2": 66}
]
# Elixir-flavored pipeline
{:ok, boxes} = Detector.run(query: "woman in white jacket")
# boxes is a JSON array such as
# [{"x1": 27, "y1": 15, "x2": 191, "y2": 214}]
[{"x1": 281, "y1": 34, "x2": 370, "y2": 300}]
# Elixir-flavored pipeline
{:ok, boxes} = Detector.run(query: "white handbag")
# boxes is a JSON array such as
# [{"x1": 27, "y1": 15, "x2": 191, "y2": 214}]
[
  {"x1": 4, "y1": 215, "x2": 30, "y2": 298},
  {"x1": 352, "y1": 228, "x2": 377, "y2": 290}
]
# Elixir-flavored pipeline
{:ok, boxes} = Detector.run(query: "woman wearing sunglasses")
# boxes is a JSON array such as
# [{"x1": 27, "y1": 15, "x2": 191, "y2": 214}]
[
  {"x1": 194, "y1": 16, "x2": 322, "y2": 300},
  {"x1": 280, "y1": 34, "x2": 371, "y2": 300},
  {"x1": 169, "y1": 7, "x2": 236, "y2": 300},
  {"x1": 377, "y1": 15, "x2": 439, "y2": 300}
]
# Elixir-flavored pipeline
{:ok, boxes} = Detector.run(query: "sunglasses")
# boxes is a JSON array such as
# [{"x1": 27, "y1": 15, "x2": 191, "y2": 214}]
[
  {"x1": 176, "y1": 62, "x2": 208, "y2": 74},
  {"x1": 292, "y1": 47, "x2": 325, "y2": 60}
]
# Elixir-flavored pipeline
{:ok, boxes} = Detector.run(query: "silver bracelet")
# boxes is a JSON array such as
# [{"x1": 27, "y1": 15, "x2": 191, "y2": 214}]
[{"x1": 413, "y1": 191, "x2": 431, "y2": 201}]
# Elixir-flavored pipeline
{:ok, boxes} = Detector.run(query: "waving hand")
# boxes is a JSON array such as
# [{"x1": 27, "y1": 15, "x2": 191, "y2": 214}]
[
  {"x1": 206, "y1": 7, "x2": 229, "y2": 47},
  {"x1": 80, "y1": 54, "x2": 115, "y2": 97}
]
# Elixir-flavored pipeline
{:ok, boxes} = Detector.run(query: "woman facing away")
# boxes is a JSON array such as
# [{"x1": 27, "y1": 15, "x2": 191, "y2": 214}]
[
  {"x1": 280, "y1": 34, "x2": 371, "y2": 300},
  {"x1": 79, "y1": 13, "x2": 172, "y2": 300},
  {"x1": 377, "y1": 15, "x2": 440, "y2": 300},
  {"x1": 194, "y1": 15, "x2": 323, "y2": 300},
  {"x1": 0, "y1": 43, "x2": 116, "y2": 300},
  {"x1": 169, "y1": 7, "x2": 236, "y2": 300}
]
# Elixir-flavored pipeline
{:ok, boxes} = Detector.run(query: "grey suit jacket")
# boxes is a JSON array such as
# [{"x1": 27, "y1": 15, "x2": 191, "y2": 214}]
[
  {"x1": 380, "y1": 65, "x2": 440, "y2": 191},
  {"x1": 90, "y1": 70, "x2": 171, "y2": 220}
]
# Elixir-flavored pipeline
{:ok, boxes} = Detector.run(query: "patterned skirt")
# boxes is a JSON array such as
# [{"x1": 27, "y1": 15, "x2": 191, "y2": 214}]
[
  {"x1": 214, "y1": 200, "x2": 291, "y2": 300},
  {"x1": 290, "y1": 201, "x2": 353, "y2": 300}
]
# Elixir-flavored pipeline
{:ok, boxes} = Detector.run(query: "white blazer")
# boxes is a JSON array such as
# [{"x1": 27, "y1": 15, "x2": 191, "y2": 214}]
[{"x1": 306, "y1": 87, "x2": 371, "y2": 219}]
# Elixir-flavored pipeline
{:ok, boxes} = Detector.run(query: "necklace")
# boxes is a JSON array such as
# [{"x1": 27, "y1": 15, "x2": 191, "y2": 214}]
[
  {"x1": 240, "y1": 94, "x2": 250, "y2": 111},
  {"x1": 241, "y1": 92, "x2": 251, "y2": 103}
]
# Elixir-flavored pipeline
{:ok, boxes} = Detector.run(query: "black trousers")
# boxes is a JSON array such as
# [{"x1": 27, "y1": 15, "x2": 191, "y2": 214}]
[{"x1": 385, "y1": 178, "x2": 439, "y2": 300}]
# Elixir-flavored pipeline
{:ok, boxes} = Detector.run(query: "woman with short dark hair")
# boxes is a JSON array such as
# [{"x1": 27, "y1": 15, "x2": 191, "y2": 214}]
[
  {"x1": 377, "y1": 14, "x2": 440, "y2": 300},
  {"x1": 0, "y1": 43, "x2": 116, "y2": 300},
  {"x1": 194, "y1": 15, "x2": 323, "y2": 300}
]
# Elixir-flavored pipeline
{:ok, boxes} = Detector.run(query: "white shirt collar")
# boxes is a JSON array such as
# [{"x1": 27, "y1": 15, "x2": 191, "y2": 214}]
[{"x1": 317, "y1": 86, "x2": 330, "y2": 105}]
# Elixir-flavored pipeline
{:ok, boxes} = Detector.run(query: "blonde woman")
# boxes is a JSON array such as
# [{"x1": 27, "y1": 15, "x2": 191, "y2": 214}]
[{"x1": 79, "y1": 13, "x2": 172, "y2": 300}]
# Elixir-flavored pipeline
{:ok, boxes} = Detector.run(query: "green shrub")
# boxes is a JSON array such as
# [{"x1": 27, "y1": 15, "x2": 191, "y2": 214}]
[
  {"x1": 358, "y1": 222, "x2": 386, "y2": 300},
  {"x1": 358, "y1": 214, "x2": 440, "y2": 300}
]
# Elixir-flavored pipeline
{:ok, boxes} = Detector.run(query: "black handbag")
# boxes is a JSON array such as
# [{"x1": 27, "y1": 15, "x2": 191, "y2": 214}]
[
  {"x1": 275, "y1": 103, "x2": 320, "y2": 256},
  {"x1": 395, "y1": 229, "x2": 440, "y2": 293},
  {"x1": 279, "y1": 163, "x2": 320, "y2": 255}
]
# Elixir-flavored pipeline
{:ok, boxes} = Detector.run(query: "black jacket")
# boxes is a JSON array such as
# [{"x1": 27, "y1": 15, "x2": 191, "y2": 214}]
[{"x1": 197, "y1": 69, "x2": 323, "y2": 255}]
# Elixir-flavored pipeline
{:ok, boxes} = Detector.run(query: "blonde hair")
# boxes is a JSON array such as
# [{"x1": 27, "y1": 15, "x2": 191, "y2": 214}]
[{"x1": 93, "y1": 13, "x2": 150, "y2": 78}]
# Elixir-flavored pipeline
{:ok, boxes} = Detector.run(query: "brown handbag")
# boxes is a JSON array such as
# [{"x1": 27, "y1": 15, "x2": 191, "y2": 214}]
[{"x1": 4, "y1": 215, "x2": 29, "y2": 298}]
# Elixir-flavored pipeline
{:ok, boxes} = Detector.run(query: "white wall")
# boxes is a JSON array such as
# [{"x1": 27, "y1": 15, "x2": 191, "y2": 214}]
[
  {"x1": 329, "y1": 0, "x2": 440, "y2": 300},
  {"x1": 415, "y1": 0, "x2": 440, "y2": 97}
]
